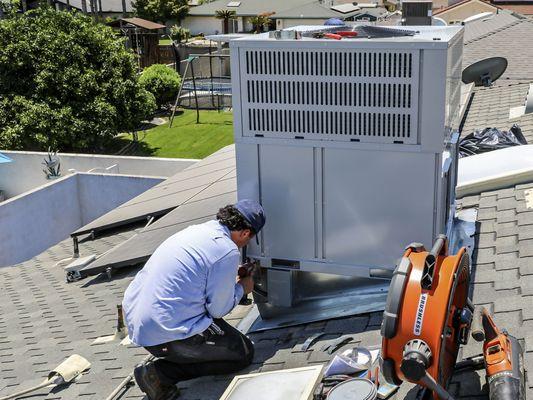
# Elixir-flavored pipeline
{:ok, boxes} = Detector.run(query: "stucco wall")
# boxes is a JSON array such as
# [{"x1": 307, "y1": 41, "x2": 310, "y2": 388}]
[
  {"x1": 0, "y1": 151, "x2": 197, "y2": 198},
  {"x1": 277, "y1": 18, "x2": 326, "y2": 29},
  {"x1": 0, "y1": 173, "x2": 163, "y2": 268},
  {"x1": 183, "y1": 16, "x2": 224, "y2": 35}
]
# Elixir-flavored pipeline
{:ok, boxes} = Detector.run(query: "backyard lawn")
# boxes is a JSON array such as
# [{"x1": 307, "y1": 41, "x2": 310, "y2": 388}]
[{"x1": 116, "y1": 110, "x2": 235, "y2": 159}]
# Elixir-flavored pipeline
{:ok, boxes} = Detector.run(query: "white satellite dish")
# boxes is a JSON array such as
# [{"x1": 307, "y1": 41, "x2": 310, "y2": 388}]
[
  {"x1": 463, "y1": 12, "x2": 494, "y2": 24},
  {"x1": 432, "y1": 16, "x2": 447, "y2": 26}
]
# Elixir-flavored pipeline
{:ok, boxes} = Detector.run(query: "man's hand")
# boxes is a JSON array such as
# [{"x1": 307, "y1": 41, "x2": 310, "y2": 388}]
[
  {"x1": 238, "y1": 262, "x2": 255, "y2": 278},
  {"x1": 237, "y1": 275, "x2": 254, "y2": 295}
]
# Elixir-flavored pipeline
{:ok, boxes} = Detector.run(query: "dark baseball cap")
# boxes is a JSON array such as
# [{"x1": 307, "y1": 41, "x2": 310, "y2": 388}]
[{"x1": 235, "y1": 199, "x2": 266, "y2": 239}]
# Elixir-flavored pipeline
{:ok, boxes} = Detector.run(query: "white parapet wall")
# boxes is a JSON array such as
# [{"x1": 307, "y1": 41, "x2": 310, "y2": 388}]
[
  {"x1": 0, "y1": 172, "x2": 164, "y2": 267},
  {"x1": 0, "y1": 151, "x2": 198, "y2": 198}
]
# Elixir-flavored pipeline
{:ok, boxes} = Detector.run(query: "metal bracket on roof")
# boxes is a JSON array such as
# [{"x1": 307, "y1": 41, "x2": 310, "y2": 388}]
[{"x1": 65, "y1": 255, "x2": 96, "y2": 283}]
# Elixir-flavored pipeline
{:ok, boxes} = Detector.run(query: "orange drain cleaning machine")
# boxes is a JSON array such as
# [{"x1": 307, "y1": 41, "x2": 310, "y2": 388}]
[
  {"x1": 380, "y1": 235, "x2": 472, "y2": 400},
  {"x1": 380, "y1": 234, "x2": 525, "y2": 400}
]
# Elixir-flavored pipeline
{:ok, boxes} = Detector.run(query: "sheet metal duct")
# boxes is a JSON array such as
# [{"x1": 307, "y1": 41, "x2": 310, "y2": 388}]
[{"x1": 230, "y1": 25, "x2": 464, "y2": 328}]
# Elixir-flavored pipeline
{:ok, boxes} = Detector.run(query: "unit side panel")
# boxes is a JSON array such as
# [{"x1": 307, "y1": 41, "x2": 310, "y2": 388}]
[
  {"x1": 235, "y1": 142, "x2": 262, "y2": 257},
  {"x1": 238, "y1": 47, "x2": 420, "y2": 145},
  {"x1": 418, "y1": 49, "x2": 448, "y2": 152},
  {"x1": 445, "y1": 34, "x2": 464, "y2": 131},
  {"x1": 231, "y1": 46, "x2": 244, "y2": 140},
  {"x1": 258, "y1": 145, "x2": 316, "y2": 260},
  {"x1": 322, "y1": 149, "x2": 435, "y2": 268}
]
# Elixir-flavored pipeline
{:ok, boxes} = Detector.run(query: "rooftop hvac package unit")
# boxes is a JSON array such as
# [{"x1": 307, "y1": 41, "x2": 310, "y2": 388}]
[
  {"x1": 231, "y1": 26, "x2": 464, "y2": 329},
  {"x1": 402, "y1": 0, "x2": 433, "y2": 26}
]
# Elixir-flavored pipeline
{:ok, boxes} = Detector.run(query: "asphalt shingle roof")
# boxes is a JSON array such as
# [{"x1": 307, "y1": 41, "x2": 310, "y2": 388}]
[
  {"x1": 462, "y1": 11, "x2": 521, "y2": 42},
  {"x1": 4, "y1": 190, "x2": 533, "y2": 399},
  {"x1": 463, "y1": 18, "x2": 533, "y2": 82}
]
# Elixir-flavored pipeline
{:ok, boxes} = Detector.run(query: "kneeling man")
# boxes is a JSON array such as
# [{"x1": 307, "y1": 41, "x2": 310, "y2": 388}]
[{"x1": 122, "y1": 199, "x2": 265, "y2": 400}]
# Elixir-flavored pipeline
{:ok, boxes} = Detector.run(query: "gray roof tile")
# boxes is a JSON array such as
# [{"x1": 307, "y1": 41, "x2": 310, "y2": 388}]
[
  {"x1": 463, "y1": 11, "x2": 522, "y2": 43},
  {"x1": 463, "y1": 19, "x2": 533, "y2": 83}
]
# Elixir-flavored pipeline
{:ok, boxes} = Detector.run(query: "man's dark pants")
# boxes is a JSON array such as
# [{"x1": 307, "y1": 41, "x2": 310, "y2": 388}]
[{"x1": 145, "y1": 319, "x2": 254, "y2": 385}]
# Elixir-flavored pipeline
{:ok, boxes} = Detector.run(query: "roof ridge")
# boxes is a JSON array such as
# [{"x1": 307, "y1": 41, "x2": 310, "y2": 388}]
[{"x1": 464, "y1": 18, "x2": 524, "y2": 45}]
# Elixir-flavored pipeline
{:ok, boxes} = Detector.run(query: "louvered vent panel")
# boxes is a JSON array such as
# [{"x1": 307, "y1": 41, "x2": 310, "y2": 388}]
[{"x1": 240, "y1": 49, "x2": 420, "y2": 144}]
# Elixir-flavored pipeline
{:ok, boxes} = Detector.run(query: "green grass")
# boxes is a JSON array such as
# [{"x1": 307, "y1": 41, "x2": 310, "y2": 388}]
[
  {"x1": 159, "y1": 39, "x2": 172, "y2": 45},
  {"x1": 117, "y1": 110, "x2": 235, "y2": 159}
]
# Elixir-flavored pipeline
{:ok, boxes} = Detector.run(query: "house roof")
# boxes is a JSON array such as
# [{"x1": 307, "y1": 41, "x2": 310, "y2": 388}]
[
  {"x1": 462, "y1": 10, "x2": 522, "y2": 42},
  {"x1": 463, "y1": 18, "x2": 533, "y2": 82},
  {"x1": 273, "y1": 1, "x2": 386, "y2": 19},
  {"x1": 4, "y1": 11, "x2": 533, "y2": 400},
  {"x1": 55, "y1": 0, "x2": 133, "y2": 13},
  {"x1": 496, "y1": 3, "x2": 533, "y2": 14},
  {"x1": 187, "y1": 0, "x2": 383, "y2": 19},
  {"x1": 433, "y1": 0, "x2": 499, "y2": 15},
  {"x1": 188, "y1": 0, "x2": 311, "y2": 17},
  {"x1": 108, "y1": 17, "x2": 166, "y2": 30}
]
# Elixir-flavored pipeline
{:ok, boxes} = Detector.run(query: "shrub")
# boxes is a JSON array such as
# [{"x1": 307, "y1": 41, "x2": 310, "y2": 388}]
[{"x1": 139, "y1": 64, "x2": 181, "y2": 109}]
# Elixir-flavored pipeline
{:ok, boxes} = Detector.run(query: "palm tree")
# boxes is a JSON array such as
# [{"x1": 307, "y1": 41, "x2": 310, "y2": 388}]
[
  {"x1": 249, "y1": 14, "x2": 271, "y2": 34},
  {"x1": 215, "y1": 9, "x2": 236, "y2": 34}
]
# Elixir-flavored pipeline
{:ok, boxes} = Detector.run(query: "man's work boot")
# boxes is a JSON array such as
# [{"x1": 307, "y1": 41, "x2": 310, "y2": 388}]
[{"x1": 134, "y1": 362, "x2": 180, "y2": 400}]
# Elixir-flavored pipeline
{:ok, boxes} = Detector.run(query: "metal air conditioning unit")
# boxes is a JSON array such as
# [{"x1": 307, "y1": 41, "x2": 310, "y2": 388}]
[
  {"x1": 402, "y1": 0, "x2": 433, "y2": 26},
  {"x1": 231, "y1": 25, "x2": 464, "y2": 329}
]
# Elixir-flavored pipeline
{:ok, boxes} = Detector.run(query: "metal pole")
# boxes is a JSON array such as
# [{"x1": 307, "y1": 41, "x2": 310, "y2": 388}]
[
  {"x1": 209, "y1": 41, "x2": 215, "y2": 108},
  {"x1": 169, "y1": 61, "x2": 191, "y2": 128},
  {"x1": 190, "y1": 58, "x2": 200, "y2": 124},
  {"x1": 104, "y1": 355, "x2": 154, "y2": 400}
]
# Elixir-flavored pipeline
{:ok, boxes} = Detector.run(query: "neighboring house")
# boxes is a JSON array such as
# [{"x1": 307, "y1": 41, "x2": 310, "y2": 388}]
[
  {"x1": 54, "y1": 0, "x2": 133, "y2": 18},
  {"x1": 491, "y1": 1, "x2": 533, "y2": 15},
  {"x1": 433, "y1": 0, "x2": 500, "y2": 23},
  {"x1": 183, "y1": 0, "x2": 387, "y2": 35}
]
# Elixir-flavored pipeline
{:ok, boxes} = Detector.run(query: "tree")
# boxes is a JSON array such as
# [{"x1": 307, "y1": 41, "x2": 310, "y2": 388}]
[
  {"x1": 249, "y1": 14, "x2": 272, "y2": 34},
  {"x1": 170, "y1": 25, "x2": 190, "y2": 43},
  {"x1": 215, "y1": 9, "x2": 236, "y2": 34},
  {"x1": 0, "y1": 8, "x2": 156, "y2": 152},
  {"x1": 0, "y1": 0, "x2": 20, "y2": 17},
  {"x1": 132, "y1": 0, "x2": 188, "y2": 23}
]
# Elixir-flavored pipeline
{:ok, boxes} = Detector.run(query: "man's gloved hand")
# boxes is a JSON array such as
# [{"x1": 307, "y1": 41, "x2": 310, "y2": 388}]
[{"x1": 237, "y1": 275, "x2": 254, "y2": 295}]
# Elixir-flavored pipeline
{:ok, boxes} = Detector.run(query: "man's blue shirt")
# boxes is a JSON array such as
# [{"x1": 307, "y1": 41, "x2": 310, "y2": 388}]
[{"x1": 122, "y1": 220, "x2": 244, "y2": 347}]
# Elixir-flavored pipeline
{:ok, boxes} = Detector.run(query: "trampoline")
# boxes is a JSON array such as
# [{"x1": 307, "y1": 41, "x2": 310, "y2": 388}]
[
  {"x1": 181, "y1": 77, "x2": 232, "y2": 93},
  {"x1": 170, "y1": 53, "x2": 232, "y2": 126}
]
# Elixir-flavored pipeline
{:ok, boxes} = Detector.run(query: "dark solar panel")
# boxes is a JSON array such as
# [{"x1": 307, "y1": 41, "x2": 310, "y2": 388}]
[
  {"x1": 71, "y1": 145, "x2": 235, "y2": 237},
  {"x1": 79, "y1": 171, "x2": 237, "y2": 277}
]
